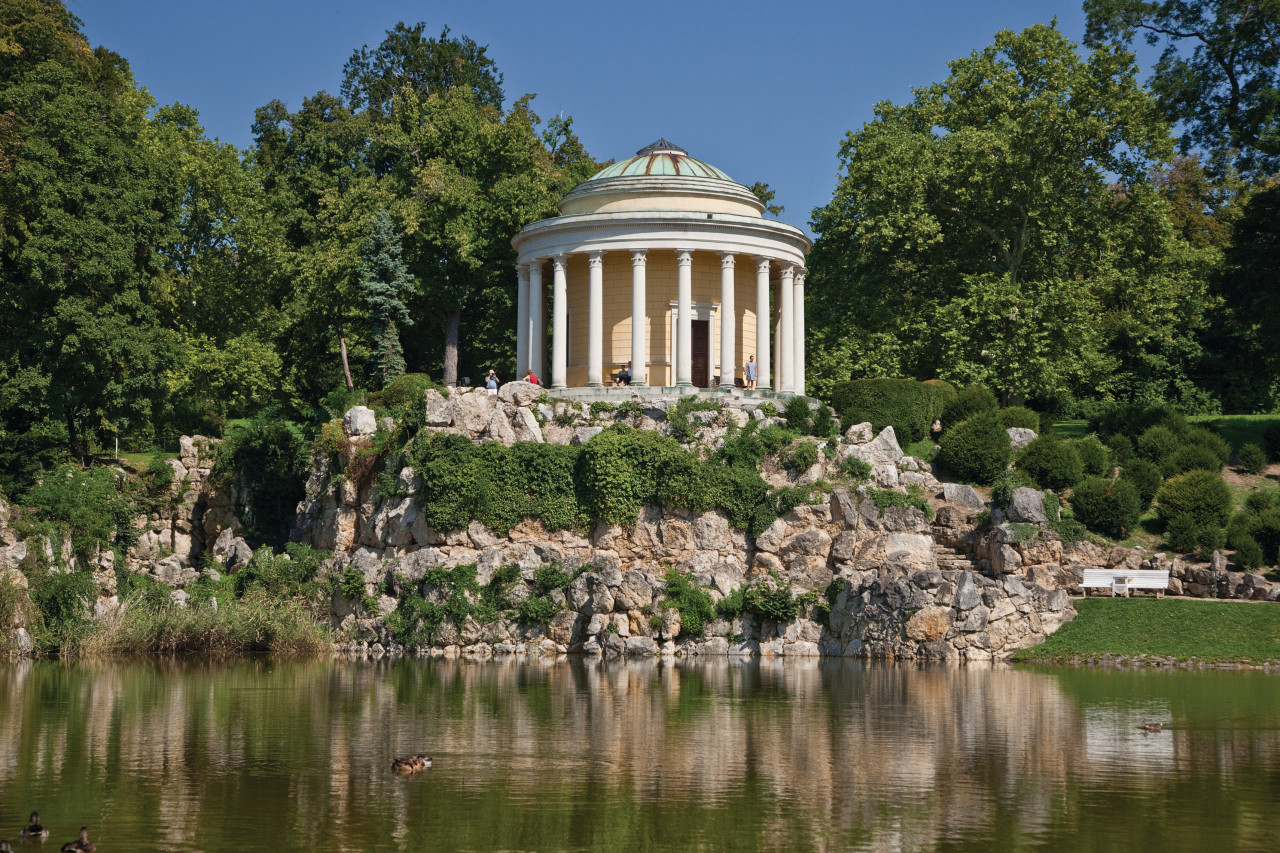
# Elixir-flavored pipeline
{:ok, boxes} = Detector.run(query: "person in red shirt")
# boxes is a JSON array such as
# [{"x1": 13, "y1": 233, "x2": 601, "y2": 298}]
[{"x1": 525, "y1": 368, "x2": 539, "y2": 385}]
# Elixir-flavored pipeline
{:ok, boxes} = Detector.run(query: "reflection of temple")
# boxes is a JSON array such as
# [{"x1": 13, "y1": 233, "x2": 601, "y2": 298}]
[{"x1": 511, "y1": 140, "x2": 811, "y2": 391}]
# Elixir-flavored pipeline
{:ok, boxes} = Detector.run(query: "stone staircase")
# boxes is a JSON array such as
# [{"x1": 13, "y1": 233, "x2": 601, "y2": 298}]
[{"x1": 933, "y1": 543, "x2": 988, "y2": 573}]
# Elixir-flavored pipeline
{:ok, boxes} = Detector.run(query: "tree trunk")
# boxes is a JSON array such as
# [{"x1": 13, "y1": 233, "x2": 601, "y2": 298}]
[
  {"x1": 338, "y1": 319, "x2": 355, "y2": 392},
  {"x1": 442, "y1": 309, "x2": 462, "y2": 386},
  {"x1": 66, "y1": 411, "x2": 85, "y2": 468}
]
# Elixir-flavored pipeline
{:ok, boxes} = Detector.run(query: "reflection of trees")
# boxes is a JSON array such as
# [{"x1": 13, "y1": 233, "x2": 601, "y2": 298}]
[{"x1": 0, "y1": 659, "x2": 1277, "y2": 851}]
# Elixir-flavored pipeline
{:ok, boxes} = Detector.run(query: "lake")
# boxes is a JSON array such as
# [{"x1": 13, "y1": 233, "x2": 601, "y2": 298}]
[{"x1": 1, "y1": 657, "x2": 1277, "y2": 852}]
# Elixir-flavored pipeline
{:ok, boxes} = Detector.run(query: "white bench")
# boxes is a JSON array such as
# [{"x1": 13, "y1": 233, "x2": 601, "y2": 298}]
[{"x1": 1081, "y1": 568, "x2": 1170, "y2": 597}]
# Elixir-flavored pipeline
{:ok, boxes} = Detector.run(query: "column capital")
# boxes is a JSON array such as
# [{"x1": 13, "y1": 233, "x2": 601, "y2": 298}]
[
  {"x1": 588, "y1": 249, "x2": 604, "y2": 268},
  {"x1": 755, "y1": 256, "x2": 772, "y2": 273},
  {"x1": 631, "y1": 249, "x2": 647, "y2": 265},
  {"x1": 676, "y1": 249, "x2": 694, "y2": 266},
  {"x1": 780, "y1": 263, "x2": 796, "y2": 282},
  {"x1": 551, "y1": 253, "x2": 568, "y2": 271},
  {"x1": 720, "y1": 251, "x2": 735, "y2": 268}
]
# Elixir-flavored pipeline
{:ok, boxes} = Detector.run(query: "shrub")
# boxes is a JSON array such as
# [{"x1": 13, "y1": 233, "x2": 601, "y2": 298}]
[
  {"x1": 1136, "y1": 425, "x2": 1180, "y2": 464},
  {"x1": 997, "y1": 407, "x2": 1040, "y2": 432},
  {"x1": 1016, "y1": 437, "x2": 1082, "y2": 491},
  {"x1": 1161, "y1": 443, "x2": 1222, "y2": 477},
  {"x1": 1184, "y1": 426, "x2": 1232, "y2": 466},
  {"x1": 1197, "y1": 525, "x2": 1227, "y2": 562},
  {"x1": 1118, "y1": 459, "x2": 1163, "y2": 511},
  {"x1": 1089, "y1": 402, "x2": 1187, "y2": 441},
  {"x1": 839, "y1": 456, "x2": 872, "y2": 482},
  {"x1": 1265, "y1": 424, "x2": 1280, "y2": 462},
  {"x1": 1070, "y1": 476, "x2": 1142, "y2": 539},
  {"x1": 941, "y1": 386, "x2": 998, "y2": 430},
  {"x1": 24, "y1": 463, "x2": 135, "y2": 560},
  {"x1": 782, "y1": 396, "x2": 813, "y2": 433},
  {"x1": 1104, "y1": 433, "x2": 1134, "y2": 464},
  {"x1": 589, "y1": 400, "x2": 616, "y2": 419},
  {"x1": 1248, "y1": 505, "x2": 1280, "y2": 564},
  {"x1": 991, "y1": 469, "x2": 1037, "y2": 510},
  {"x1": 1155, "y1": 469, "x2": 1232, "y2": 528},
  {"x1": 743, "y1": 582, "x2": 800, "y2": 622},
  {"x1": 714, "y1": 586, "x2": 745, "y2": 619},
  {"x1": 376, "y1": 373, "x2": 436, "y2": 424},
  {"x1": 1074, "y1": 435, "x2": 1112, "y2": 476},
  {"x1": 757, "y1": 425, "x2": 798, "y2": 454},
  {"x1": 757, "y1": 401, "x2": 778, "y2": 419},
  {"x1": 937, "y1": 411, "x2": 1011, "y2": 485},
  {"x1": 215, "y1": 416, "x2": 308, "y2": 547},
  {"x1": 1238, "y1": 443, "x2": 1268, "y2": 475},
  {"x1": 515, "y1": 594, "x2": 560, "y2": 624},
  {"x1": 829, "y1": 378, "x2": 949, "y2": 443},
  {"x1": 1164, "y1": 513, "x2": 1201, "y2": 553},
  {"x1": 668, "y1": 397, "x2": 721, "y2": 443},
  {"x1": 662, "y1": 569, "x2": 715, "y2": 637},
  {"x1": 809, "y1": 404, "x2": 838, "y2": 439},
  {"x1": 1233, "y1": 534, "x2": 1266, "y2": 570},
  {"x1": 869, "y1": 485, "x2": 933, "y2": 520},
  {"x1": 779, "y1": 440, "x2": 819, "y2": 473}
]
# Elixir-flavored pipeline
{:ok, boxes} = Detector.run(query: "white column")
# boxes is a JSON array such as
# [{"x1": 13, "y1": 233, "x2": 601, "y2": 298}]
[
  {"x1": 529, "y1": 260, "x2": 544, "y2": 380},
  {"x1": 676, "y1": 249, "x2": 693, "y2": 387},
  {"x1": 793, "y1": 267, "x2": 805, "y2": 395},
  {"x1": 719, "y1": 252, "x2": 735, "y2": 388},
  {"x1": 515, "y1": 263, "x2": 530, "y2": 378},
  {"x1": 755, "y1": 257, "x2": 771, "y2": 391},
  {"x1": 779, "y1": 264, "x2": 795, "y2": 393},
  {"x1": 587, "y1": 250, "x2": 604, "y2": 387},
  {"x1": 631, "y1": 250, "x2": 647, "y2": 387},
  {"x1": 551, "y1": 254, "x2": 568, "y2": 389}
]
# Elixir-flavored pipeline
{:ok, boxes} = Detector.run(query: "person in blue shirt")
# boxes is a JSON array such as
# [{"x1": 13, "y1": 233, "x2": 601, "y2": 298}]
[
  {"x1": 485, "y1": 370, "x2": 499, "y2": 396},
  {"x1": 744, "y1": 355, "x2": 757, "y2": 390}
]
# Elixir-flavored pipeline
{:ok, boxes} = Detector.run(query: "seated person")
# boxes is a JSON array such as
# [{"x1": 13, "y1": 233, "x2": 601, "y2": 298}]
[{"x1": 616, "y1": 362, "x2": 632, "y2": 386}]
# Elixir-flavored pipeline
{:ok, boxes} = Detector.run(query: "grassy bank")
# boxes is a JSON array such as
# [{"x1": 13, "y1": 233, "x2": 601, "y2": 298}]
[{"x1": 1014, "y1": 598, "x2": 1280, "y2": 664}]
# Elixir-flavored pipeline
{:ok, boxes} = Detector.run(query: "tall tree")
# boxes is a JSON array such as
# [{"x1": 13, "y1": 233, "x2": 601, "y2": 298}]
[
  {"x1": 808, "y1": 22, "x2": 1178, "y2": 404},
  {"x1": 1084, "y1": 0, "x2": 1280, "y2": 178},
  {"x1": 357, "y1": 209, "x2": 414, "y2": 385}
]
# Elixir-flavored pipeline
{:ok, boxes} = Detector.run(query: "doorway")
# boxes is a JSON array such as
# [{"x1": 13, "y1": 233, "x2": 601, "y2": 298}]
[{"x1": 691, "y1": 319, "x2": 710, "y2": 388}]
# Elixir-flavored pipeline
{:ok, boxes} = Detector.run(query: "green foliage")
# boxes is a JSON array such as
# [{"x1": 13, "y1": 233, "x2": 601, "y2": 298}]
[
  {"x1": 1137, "y1": 425, "x2": 1181, "y2": 463},
  {"x1": 24, "y1": 464, "x2": 135, "y2": 560},
  {"x1": 829, "y1": 378, "x2": 952, "y2": 443},
  {"x1": 779, "y1": 440, "x2": 819, "y2": 473},
  {"x1": 213, "y1": 416, "x2": 308, "y2": 547},
  {"x1": 1090, "y1": 402, "x2": 1188, "y2": 442},
  {"x1": 233, "y1": 544, "x2": 331, "y2": 601},
  {"x1": 997, "y1": 407, "x2": 1040, "y2": 431},
  {"x1": 1265, "y1": 425, "x2": 1280, "y2": 462},
  {"x1": 782, "y1": 396, "x2": 813, "y2": 433},
  {"x1": 1156, "y1": 469, "x2": 1233, "y2": 528},
  {"x1": 757, "y1": 402, "x2": 778, "y2": 419},
  {"x1": 757, "y1": 425, "x2": 798, "y2": 454},
  {"x1": 1119, "y1": 458, "x2": 1163, "y2": 511},
  {"x1": 1238, "y1": 443, "x2": 1268, "y2": 475},
  {"x1": 991, "y1": 469, "x2": 1037, "y2": 510},
  {"x1": 1070, "y1": 476, "x2": 1142, "y2": 539},
  {"x1": 1105, "y1": 433, "x2": 1135, "y2": 464},
  {"x1": 30, "y1": 571, "x2": 97, "y2": 641},
  {"x1": 808, "y1": 404, "x2": 838, "y2": 439},
  {"x1": 714, "y1": 586, "x2": 746, "y2": 620},
  {"x1": 1233, "y1": 534, "x2": 1265, "y2": 571},
  {"x1": 589, "y1": 400, "x2": 615, "y2": 419},
  {"x1": 1185, "y1": 426, "x2": 1233, "y2": 465},
  {"x1": 743, "y1": 582, "x2": 800, "y2": 622},
  {"x1": 868, "y1": 486, "x2": 933, "y2": 520},
  {"x1": 533, "y1": 564, "x2": 573, "y2": 593},
  {"x1": 941, "y1": 387, "x2": 999, "y2": 429},
  {"x1": 937, "y1": 411, "x2": 1011, "y2": 485},
  {"x1": 661, "y1": 569, "x2": 716, "y2": 637},
  {"x1": 1073, "y1": 435, "x2": 1112, "y2": 476},
  {"x1": 358, "y1": 210, "x2": 415, "y2": 384},
  {"x1": 1162, "y1": 443, "x2": 1223, "y2": 477},
  {"x1": 839, "y1": 455, "x2": 873, "y2": 482},
  {"x1": 1247, "y1": 506, "x2": 1280, "y2": 565},
  {"x1": 1165, "y1": 514, "x2": 1202, "y2": 554},
  {"x1": 515, "y1": 594, "x2": 560, "y2": 624},
  {"x1": 667, "y1": 396, "x2": 721, "y2": 443},
  {"x1": 1016, "y1": 437, "x2": 1083, "y2": 491}
]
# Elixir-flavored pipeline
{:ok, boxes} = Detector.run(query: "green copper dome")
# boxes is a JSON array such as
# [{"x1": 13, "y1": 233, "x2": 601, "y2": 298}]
[{"x1": 589, "y1": 139, "x2": 734, "y2": 182}]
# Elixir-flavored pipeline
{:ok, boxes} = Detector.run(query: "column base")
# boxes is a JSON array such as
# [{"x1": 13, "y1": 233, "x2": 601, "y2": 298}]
[
  {"x1": 586, "y1": 382, "x2": 603, "y2": 388},
  {"x1": 551, "y1": 383, "x2": 567, "y2": 390},
  {"x1": 676, "y1": 382, "x2": 694, "y2": 388}
]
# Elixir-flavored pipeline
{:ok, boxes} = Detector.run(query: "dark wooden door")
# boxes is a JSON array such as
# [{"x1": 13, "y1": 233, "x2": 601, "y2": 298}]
[{"x1": 691, "y1": 320, "x2": 710, "y2": 388}]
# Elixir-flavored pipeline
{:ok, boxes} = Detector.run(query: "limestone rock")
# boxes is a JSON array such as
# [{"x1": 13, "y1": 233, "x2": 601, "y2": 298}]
[
  {"x1": 450, "y1": 391, "x2": 497, "y2": 436},
  {"x1": 424, "y1": 389, "x2": 452, "y2": 426},
  {"x1": 844, "y1": 422, "x2": 873, "y2": 444},
  {"x1": 570, "y1": 426, "x2": 604, "y2": 446},
  {"x1": 779, "y1": 528, "x2": 832, "y2": 560},
  {"x1": 942, "y1": 483, "x2": 986, "y2": 510},
  {"x1": 481, "y1": 408, "x2": 518, "y2": 446},
  {"x1": 343, "y1": 406, "x2": 378, "y2": 437},
  {"x1": 497, "y1": 380, "x2": 542, "y2": 407},
  {"x1": 1006, "y1": 427, "x2": 1037, "y2": 451},
  {"x1": 905, "y1": 605, "x2": 952, "y2": 642},
  {"x1": 1008, "y1": 488, "x2": 1049, "y2": 524},
  {"x1": 843, "y1": 425, "x2": 902, "y2": 467},
  {"x1": 510, "y1": 407, "x2": 544, "y2": 443}
]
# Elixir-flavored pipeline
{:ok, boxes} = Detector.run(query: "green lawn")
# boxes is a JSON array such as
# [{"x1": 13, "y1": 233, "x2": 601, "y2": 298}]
[
  {"x1": 1049, "y1": 419, "x2": 1087, "y2": 439},
  {"x1": 1014, "y1": 598, "x2": 1280, "y2": 664},
  {"x1": 1192, "y1": 413, "x2": 1280, "y2": 453}
]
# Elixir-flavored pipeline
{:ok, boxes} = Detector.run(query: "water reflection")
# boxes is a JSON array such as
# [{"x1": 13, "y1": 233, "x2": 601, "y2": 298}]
[{"x1": 0, "y1": 658, "x2": 1277, "y2": 852}]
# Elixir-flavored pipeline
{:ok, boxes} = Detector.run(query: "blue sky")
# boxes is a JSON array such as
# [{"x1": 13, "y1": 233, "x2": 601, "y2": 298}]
[{"x1": 72, "y1": 1, "x2": 1113, "y2": 234}]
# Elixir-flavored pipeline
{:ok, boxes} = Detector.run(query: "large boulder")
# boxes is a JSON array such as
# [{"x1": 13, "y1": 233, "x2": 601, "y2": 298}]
[
  {"x1": 480, "y1": 408, "x2": 518, "y2": 446},
  {"x1": 1008, "y1": 488, "x2": 1049, "y2": 524},
  {"x1": 942, "y1": 483, "x2": 986, "y2": 510},
  {"x1": 449, "y1": 390, "x2": 497, "y2": 436},
  {"x1": 424, "y1": 389, "x2": 452, "y2": 426},
  {"x1": 1007, "y1": 427, "x2": 1038, "y2": 451},
  {"x1": 510, "y1": 407, "x2": 544, "y2": 443},
  {"x1": 343, "y1": 406, "x2": 378, "y2": 437},
  {"x1": 843, "y1": 425, "x2": 902, "y2": 467},
  {"x1": 497, "y1": 380, "x2": 542, "y2": 407}
]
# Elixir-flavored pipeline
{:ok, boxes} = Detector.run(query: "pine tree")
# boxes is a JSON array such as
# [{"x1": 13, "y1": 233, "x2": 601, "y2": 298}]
[{"x1": 357, "y1": 210, "x2": 415, "y2": 384}]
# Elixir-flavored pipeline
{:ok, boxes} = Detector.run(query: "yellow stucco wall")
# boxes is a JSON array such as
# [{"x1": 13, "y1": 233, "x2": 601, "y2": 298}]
[{"x1": 562, "y1": 249, "x2": 763, "y2": 387}]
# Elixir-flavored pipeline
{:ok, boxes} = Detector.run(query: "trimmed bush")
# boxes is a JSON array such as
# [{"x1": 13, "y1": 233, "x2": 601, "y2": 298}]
[
  {"x1": 1016, "y1": 437, "x2": 1083, "y2": 491},
  {"x1": 1184, "y1": 426, "x2": 1232, "y2": 466},
  {"x1": 937, "y1": 411, "x2": 1011, "y2": 485},
  {"x1": 1104, "y1": 433, "x2": 1134, "y2": 464},
  {"x1": 1248, "y1": 505, "x2": 1280, "y2": 564},
  {"x1": 1074, "y1": 435, "x2": 1112, "y2": 476},
  {"x1": 1070, "y1": 476, "x2": 1142, "y2": 538},
  {"x1": 1164, "y1": 514, "x2": 1201, "y2": 553},
  {"x1": 1089, "y1": 402, "x2": 1188, "y2": 441},
  {"x1": 1265, "y1": 424, "x2": 1280, "y2": 462},
  {"x1": 809, "y1": 404, "x2": 838, "y2": 438},
  {"x1": 1162, "y1": 443, "x2": 1223, "y2": 477},
  {"x1": 997, "y1": 406, "x2": 1040, "y2": 432},
  {"x1": 1118, "y1": 458, "x2": 1162, "y2": 510},
  {"x1": 1155, "y1": 469, "x2": 1232, "y2": 528},
  {"x1": 779, "y1": 440, "x2": 819, "y2": 473},
  {"x1": 1136, "y1": 425, "x2": 1180, "y2": 464},
  {"x1": 941, "y1": 386, "x2": 998, "y2": 430},
  {"x1": 782, "y1": 396, "x2": 813, "y2": 433},
  {"x1": 829, "y1": 378, "x2": 952, "y2": 443},
  {"x1": 1233, "y1": 534, "x2": 1265, "y2": 570},
  {"x1": 1238, "y1": 443, "x2": 1268, "y2": 475}
]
